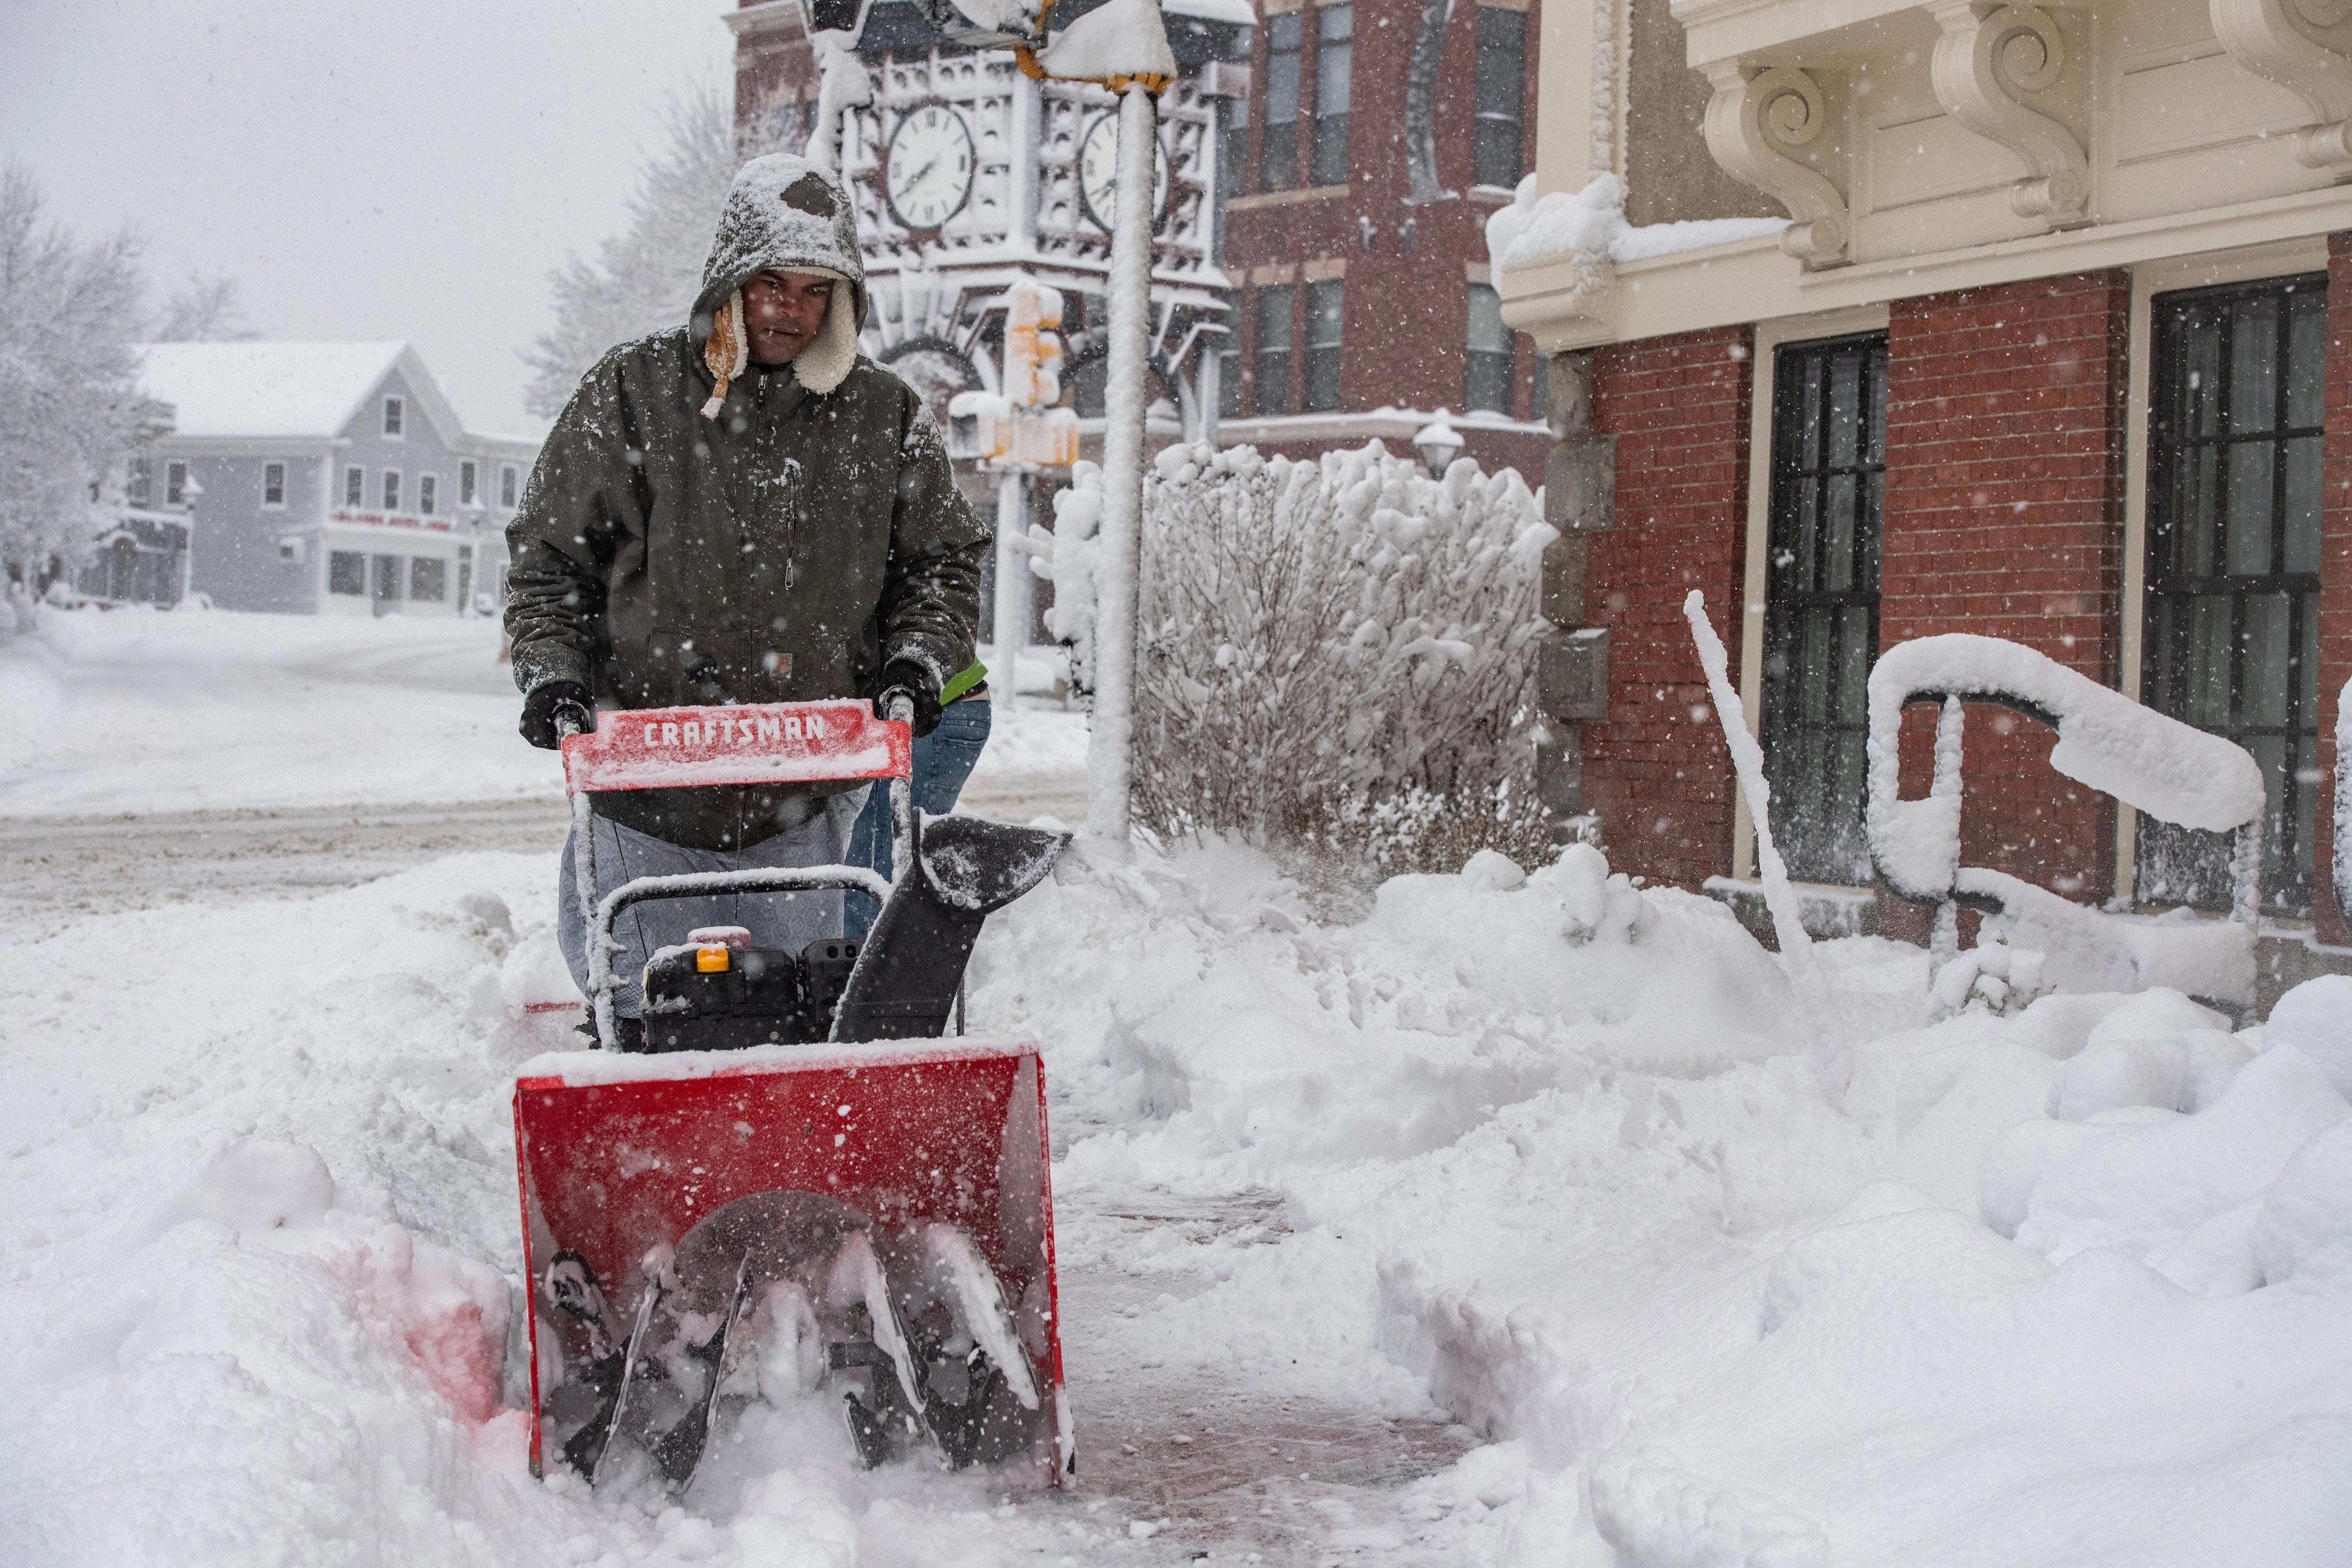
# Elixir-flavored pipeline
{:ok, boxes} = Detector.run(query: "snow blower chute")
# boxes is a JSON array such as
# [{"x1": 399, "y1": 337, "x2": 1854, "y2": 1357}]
[{"x1": 514, "y1": 697, "x2": 1074, "y2": 1493}]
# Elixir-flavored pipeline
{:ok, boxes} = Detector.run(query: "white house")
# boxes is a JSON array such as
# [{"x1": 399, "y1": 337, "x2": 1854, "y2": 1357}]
[{"x1": 136, "y1": 342, "x2": 540, "y2": 617}]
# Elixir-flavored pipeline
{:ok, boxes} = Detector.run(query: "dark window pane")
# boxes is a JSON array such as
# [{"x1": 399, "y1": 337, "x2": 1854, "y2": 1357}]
[
  {"x1": 1824, "y1": 474, "x2": 1857, "y2": 592},
  {"x1": 1827, "y1": 353, "x2": 1862, "y2": 466},
  {"x1": 2284, "y1": 434, "x2": 2321, "y2": 574},
  {"x1": 1472, "y1": 6, "x2": 1527, "y2": 189},
  {"x1": 1255, "y1": 284, "x2": 1292, "y2": 415},
  {"x1": 2287, "y1": 289, "x2": 2326, "y2": 428},
  {"x1": 2228, "y1": 293, "x2": 2279, "y2": 433},
  {"x1": 2180, "y1": 311, "x2": 2222, "y2": 439},
  {"x1": 2244, "y1": 593, "x2": 2291, "y2": 728},
  {"x1": 1311, "y1": 115, "x2": 1349, "y2": 186},
  {"x1": 329, "y1": 551, "x2": 366, "y2": 595},
  {"x1": 2224, "y1": 443, "x2": 2274, "y2": 575},
  {"x1": 1303, "y1": 278, "x2": 1343, "y2": 412},
  {"x1": 1263, "y1": 14, "x2": 1301, "y2": 191},
  {"x1": 1219, "y1": 95, "x2": 1249, "y2": 206},
  {"x1": 1467, "y1": 352, "x2": 1511, "y2": 413},
  {"x1": 2171, "y1": 446, "x2": 2219, "y2": 579},
  {"x1": 2185, "y1": 596, "x2": 2230, "y2": 729},
  {"x1": 1466, "y1": 284, "x2": 1508, "y2": 353},
  {"x1": 1311, "y1": 3, "x2": 1350, "y2": 185}
]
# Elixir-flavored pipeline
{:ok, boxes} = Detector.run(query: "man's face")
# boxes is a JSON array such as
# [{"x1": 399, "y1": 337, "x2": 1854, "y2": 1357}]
[{"x1": 742, "y1": 270, "x2": 833, "y2": 365}]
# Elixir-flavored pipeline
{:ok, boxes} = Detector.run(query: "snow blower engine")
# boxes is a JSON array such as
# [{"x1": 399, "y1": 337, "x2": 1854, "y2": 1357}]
[{"x1": 513, "y1": 697, "x2": 1075, "y2": 1496}]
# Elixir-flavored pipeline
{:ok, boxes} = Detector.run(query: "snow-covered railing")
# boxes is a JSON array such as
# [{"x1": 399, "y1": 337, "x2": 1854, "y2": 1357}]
[{"x1": 1867, "y1": 635, "x2": 2267, "y2": 961}]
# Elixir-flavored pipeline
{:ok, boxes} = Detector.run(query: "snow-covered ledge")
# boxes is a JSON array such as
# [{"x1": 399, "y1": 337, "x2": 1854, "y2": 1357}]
[{"x1": 1486, "y1": 174, "x2": 1786, "y2": 351}]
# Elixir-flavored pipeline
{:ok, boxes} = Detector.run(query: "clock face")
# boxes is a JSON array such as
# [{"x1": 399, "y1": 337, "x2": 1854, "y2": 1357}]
[
  {"x1": 885, "y1": 104, "x2": 976, "y2": 231},
  {"x1": 1079, "y1": 112, "x2": 1170, "y2": 233}
]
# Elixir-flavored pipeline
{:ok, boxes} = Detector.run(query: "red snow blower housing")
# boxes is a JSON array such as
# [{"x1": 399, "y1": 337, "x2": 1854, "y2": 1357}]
[{"x1": 514, "y1": 698, "x2": 1073, "y2": 1494}]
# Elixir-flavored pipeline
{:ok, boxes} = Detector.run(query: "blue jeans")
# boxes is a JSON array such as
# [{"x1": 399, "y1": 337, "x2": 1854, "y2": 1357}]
[{"x1": 844, "y1": 696, "x2": 993, "y2": 939}]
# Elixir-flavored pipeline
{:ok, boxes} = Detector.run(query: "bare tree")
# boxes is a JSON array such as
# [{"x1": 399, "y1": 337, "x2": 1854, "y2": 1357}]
[
  {"x1": 154, "y1": 274, "x2": 259, "y2": 342},
  {"x1": 523, "y1": 87, "x2": 797, "y2": 417},
  {"x1": 0, "y1": 166, "x2": 149, "y2": 594}
]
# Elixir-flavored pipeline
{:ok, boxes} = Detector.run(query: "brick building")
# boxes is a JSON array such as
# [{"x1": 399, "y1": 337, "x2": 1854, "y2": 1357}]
[
  {"x1": 729, "y1": 0, "x2": 1554, "y2": 483},
  {"x1": 1501, "y1": 0, "x2": 2352, "y2": 993},
  {"x1": 1213, "y1": 0, "x2": 1553, "y2": 480}
]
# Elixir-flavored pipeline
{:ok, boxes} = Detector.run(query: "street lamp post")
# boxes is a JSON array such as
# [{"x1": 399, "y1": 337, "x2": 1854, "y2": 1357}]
[{"x1": 1083, "y1": 78, "x2": 1160, "y2": 847}]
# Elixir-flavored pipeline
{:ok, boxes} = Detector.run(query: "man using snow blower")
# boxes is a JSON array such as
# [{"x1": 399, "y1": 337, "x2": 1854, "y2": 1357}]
[{"x1": 504, "y1": 152, "x2": 988, "y2": 1049}]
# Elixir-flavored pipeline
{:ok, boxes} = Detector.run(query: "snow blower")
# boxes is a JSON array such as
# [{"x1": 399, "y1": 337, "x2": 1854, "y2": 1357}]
[{"x1": 513, "y1": 697, "x2": 1074, "y2": 1494}]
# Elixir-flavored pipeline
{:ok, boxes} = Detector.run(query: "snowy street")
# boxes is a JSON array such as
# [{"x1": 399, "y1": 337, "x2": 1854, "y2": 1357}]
[{"x1": 6, "y1": 610, "x2": 2351, "y2": 1566}]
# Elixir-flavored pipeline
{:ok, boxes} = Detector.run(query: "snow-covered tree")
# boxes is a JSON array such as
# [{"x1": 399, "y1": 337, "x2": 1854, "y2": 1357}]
[
  {"x1": 523, "y1": 88, "x2": 797, "y2": 417},
  {"x1": 0, "y1": 166, "x2": 149, "y2": 596},
  {"x1": 1033, "y1": 441, "x2": 1558, "y2": 873},
  {"x1": 153, "y1": 274, "x2": 258, "y2": 342}
]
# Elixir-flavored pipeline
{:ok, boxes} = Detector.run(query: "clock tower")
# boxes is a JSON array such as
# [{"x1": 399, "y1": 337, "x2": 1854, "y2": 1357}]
[{"x1": 731, "y1": 0, "x2": 1251, "y2": 458}]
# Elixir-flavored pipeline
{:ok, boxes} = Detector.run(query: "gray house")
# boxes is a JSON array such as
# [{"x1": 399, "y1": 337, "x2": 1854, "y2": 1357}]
[{"x1": 137, "y1": 342, "x2": 539, "y2": 617}]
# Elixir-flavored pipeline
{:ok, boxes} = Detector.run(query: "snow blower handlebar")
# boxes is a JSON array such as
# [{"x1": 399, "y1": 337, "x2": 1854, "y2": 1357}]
[{"x1": 557, "y1": 697, "x2": 918, "y2": 1051}]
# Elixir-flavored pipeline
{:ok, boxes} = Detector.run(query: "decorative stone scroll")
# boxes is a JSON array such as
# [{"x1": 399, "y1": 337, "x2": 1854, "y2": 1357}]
[
  {"x1": 1701, "y1": 63, "x2": 1849, "y2": 268},
  {"x1": 1926, "y1": 2, "x2": 2091, "y2": 225},
  {"x1": 2211, "y1": 0, "x2": 2352, "y2": 174}
]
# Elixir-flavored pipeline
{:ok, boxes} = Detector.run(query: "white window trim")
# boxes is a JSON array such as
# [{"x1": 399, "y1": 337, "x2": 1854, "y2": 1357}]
[
  {"x1": 261, "y1": 461, "x2": 287, "y2": 510},
  {"x1": 381, "y1": 467, "x2": 403, "y2": 512},
  {"x1": 383, "y1": 395, "x2": 405, "y2": 440},
  {"x1": 2114, "y1": 237, "x2": 2328, "y2": 904},
  {"x1": 1731, "y1": 303, "x2": 1891, "y2": 886}
]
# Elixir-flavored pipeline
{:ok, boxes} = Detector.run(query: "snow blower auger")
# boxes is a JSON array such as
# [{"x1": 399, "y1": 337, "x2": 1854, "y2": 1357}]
[{"x1": 513, "y1": 697, "x2": 1074, "y2": 1496}]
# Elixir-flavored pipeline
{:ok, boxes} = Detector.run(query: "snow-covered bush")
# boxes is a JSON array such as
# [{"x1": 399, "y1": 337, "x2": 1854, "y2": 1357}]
[{"x1": 1035, "y1": 441, "x2": 1557, "y2": 872}]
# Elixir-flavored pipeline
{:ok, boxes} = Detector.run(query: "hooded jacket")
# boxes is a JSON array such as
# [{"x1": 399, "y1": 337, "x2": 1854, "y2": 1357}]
[{"x1": 505, "y1": 154, "x2": 989, "y2": 850}]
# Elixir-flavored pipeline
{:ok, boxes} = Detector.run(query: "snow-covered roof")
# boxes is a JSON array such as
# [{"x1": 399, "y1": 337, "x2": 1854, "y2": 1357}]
[{"x1": 135, "y1": 341, "x2": 417, "y2": 441}]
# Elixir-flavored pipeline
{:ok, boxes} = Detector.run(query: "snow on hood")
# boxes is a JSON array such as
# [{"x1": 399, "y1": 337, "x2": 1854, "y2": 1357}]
[{"x1": 692, "y1": 153, "x2": 868, "y2": 396}]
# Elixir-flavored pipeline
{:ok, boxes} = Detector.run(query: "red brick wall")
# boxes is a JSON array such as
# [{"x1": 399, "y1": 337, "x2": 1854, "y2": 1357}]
[
  {"x1": 2318, "y1": 235, "x2": 2352, "y2": 946},
  {"x1": 1585, "y1": 325, "x2": 1755, "y2": 890},
  {"x1": 1878, "y1": 271, "x2": 2132, "y2": 928}
]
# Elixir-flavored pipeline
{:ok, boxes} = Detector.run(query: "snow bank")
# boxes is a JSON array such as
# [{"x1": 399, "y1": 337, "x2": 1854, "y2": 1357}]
[
  {"x1": 1483, "y1": 173, "x2": 1788, "y2": 274},
  {"x1": 1362, "y1": 974, "x2": 2352, "y2": 1563}
]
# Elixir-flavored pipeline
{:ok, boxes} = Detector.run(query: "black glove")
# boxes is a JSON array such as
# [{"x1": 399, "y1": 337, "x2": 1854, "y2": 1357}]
[
  {"x1": 873, "y1": 658, "x2": 944, "y2": 738},
  {"x1": 519, "y1": 679, "x2": 595, "y2": 750}
]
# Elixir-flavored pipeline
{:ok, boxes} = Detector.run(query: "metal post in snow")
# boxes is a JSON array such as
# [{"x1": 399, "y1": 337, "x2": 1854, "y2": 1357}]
[
  {"x1": 1197, "y1": 343, "x2": 1221, "y2": 448},
  {"x1": 992, "y1": 467, "x2": 1029, "y2": 710},
  {"x1": 1084, "y1": 79, "x2": 1158, "y2": 847}
]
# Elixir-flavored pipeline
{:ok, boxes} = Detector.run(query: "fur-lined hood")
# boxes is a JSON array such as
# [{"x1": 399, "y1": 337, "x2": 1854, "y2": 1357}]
[{"x1": 691, "y1": 154, "x2": 867, "y2": 402}]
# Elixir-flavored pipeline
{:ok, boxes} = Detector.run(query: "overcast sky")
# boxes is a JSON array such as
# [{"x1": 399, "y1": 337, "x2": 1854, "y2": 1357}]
[{"x1": 2, "y1": 0, "x2": 736, "y2": 437}]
